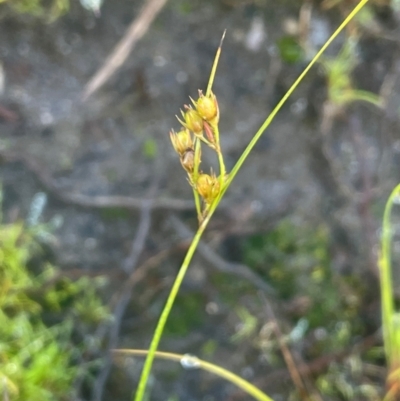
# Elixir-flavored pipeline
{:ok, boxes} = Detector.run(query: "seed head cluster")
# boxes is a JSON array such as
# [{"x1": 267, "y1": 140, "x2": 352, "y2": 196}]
[{"x1": 170, "y1": 89, "x2": 225, "y2": 221}]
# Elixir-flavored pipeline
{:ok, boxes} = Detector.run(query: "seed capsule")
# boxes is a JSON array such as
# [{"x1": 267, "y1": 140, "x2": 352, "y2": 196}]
[
  {"x1": 170, "y1": 129, "x2": 193, "y2": 156},
  {"x1": 183, "y1": 108, "x2": 203, "y2": 134},
  {"x1": 196, "y1": 92, "x2": 218, "y2": 122},
  {"x1": 196, "y1": 173, "x2": 220, "y2": 204},
  {"x1": 180, "y1": 148, "x2": 195, "y2": 173}
]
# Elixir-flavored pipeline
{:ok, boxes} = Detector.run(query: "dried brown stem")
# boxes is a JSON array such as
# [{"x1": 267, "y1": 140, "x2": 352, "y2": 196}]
[
  {"x1": 260, "y1": 293, "x2": 322, "y2": 401},
  {"x1": 81, "y1": 0, "x2": 168, "y2": 101},
  {"x1": 0, "y1": 149, "x2": 195, "y2": 212}
]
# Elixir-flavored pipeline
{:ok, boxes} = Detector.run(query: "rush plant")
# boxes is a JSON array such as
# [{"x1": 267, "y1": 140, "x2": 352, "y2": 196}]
[{"x1": 119, "y1": 1, "x2": 373, "y2": 400}]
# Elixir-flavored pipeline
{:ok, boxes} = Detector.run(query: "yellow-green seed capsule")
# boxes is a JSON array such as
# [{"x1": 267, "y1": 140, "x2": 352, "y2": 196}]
[
  {"x1": 184, "y1": 108, "x2": 203, "y2": 134},
  {"x1": 196, "y1": 93, "x2": 218, "y2": 121},
  {"x1": 196, "y1": 173, "x2": 220, "y2": 204},
  {"x1": 170, "y1": 129, "x2": 193, "y2": 156}
]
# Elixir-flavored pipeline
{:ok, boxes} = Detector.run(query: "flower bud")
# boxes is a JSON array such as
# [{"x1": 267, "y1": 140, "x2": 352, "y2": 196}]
[
  {"x1": 180, "y1": 149, "x2": 195, "y2": 173},
  {"x1": 170, "y1": 129, "x2": 193, "y2": 156},
  {"x1": 196, "y1": 173, "x2": 220, "y2": 204},
  {"x1": 196, "y1": 92, "x2": 218, "y2": 122},
  {"x1": 183, "y1": 108, "x2": 203, "y2": 134}
]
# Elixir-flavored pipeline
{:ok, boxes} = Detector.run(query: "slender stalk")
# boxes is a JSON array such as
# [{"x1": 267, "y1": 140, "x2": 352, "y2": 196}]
[
  {"x1": 133, "y1": 210, "x2": 214, "y2": 401},
  {"x1": 133, "y1": 2, "x2": 369, "y2": 401},
  {"x1": 116, "y1": 349, "x2": 273, "y2": 401},
  {"x1": 192, "y1": 187, "x2": 201, "y2": 223},
  {"x1": 213, "y1": 125, "x2": 226, "y2": 189},
  {"x1": 193, "y1": 138, "x2": 202, "y2": 219},
  {"x1": 380, "y1": 184, "x2": 400, "y2": 363},
  {"x1": 341, "y1": 90, "x2": 382, "y2": 107},
  {"x1": 217, "y1": 149, "x2": 226, "y2": 188}
]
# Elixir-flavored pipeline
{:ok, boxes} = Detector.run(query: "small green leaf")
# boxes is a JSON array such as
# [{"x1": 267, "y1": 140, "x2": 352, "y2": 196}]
[
  {"x1": 142, "y1": 138, "x2": 158, "y2": 159},
  {"x1": 277, "y1": 36, "x2": 304, "y2": 64}
]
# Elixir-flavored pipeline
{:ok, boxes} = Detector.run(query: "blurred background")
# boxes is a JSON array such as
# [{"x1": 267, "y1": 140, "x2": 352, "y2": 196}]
[{"x1": 1, "y1": 0, "x2": 400, "y2": 400}]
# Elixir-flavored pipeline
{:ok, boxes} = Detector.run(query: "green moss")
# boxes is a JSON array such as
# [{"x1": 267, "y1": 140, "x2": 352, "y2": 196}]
[
  {"x1": 243, "y1": 220, "x2": 364, "y2": 331},
  {"x1": 1, "y1": 0, "x2": 70, "y2": 20},
  {"x1": 0, "y1": 219, "x2": 109, "y2": 400}
]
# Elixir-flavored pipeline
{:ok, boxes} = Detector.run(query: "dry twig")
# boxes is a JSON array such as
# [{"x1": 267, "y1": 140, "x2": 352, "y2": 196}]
[
  {"x1": 81, "y1": 0, "x2": 168, "y2": 101},
  {"x1": 0, "y1": 149, "x2": 194, "y2": 212},
  {"x1": 259, "y1": 292, "x2": 322, "y2": 401},
  {"x1": 261, "y1": 331, "x2": 379, "y2": 391}
]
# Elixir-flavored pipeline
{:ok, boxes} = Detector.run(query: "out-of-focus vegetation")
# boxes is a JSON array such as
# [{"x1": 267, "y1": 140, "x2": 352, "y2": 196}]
[
  {"x1": 0, "y1": 0, "x2": 102, "y2": 19},
  {"x1": 0, "y1": 201, "x2": 109, "y2": 400},
  {"x1": 246, "y1": 221, "x2": 362, "y2": 323},
  {"x1": 243, "y1": 221, "x2": 381, "y2": 399},
  {"x1": 0, "y1": 0, "x2": 69, "y2": 20},
  {"x1": 320, "y1": 40, "x2": 382, "y2": 108},
  {"x1": 244, "y1": 221, "x2": 362, "y2": 331}
]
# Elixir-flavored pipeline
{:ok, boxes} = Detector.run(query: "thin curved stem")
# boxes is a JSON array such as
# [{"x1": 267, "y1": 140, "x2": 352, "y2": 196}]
[
  {"x1": 116, "y1": 349, "x2": 273, "y2": 401},
  {"x1": 220, "y1": 0, "x2": 369, "y2": 200},
  {"x1": 133, "y1": 210, "x2": 214, "y2": 401},
  {"x1": 213, "y1": 125, "x2": 226, "y2": 190},
  {"x1": 380, "y1": 184, "x2": 400, "y2": 363},
  {"x1": 193, "y1": 138, "x2": 202, "y2": 219}
]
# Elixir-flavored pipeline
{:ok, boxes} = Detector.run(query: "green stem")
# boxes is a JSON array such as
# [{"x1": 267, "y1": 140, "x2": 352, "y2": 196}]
[
  {"x1": 340, "y1": 89, "x2": 383, "y2": 107},
  {"x1": 193, "y1": 138, "x2": 202, "y2": 220},
  {"x1": 133, "y1": 211, "x2": 214, "y2": 401},
  {"x1": 380, "y1": 184, "x2": 400, "y2": 364},
  {"x1": 118, "y1": 349, "x2": 273, "y2": 401},
  {"x1": 213, "y1": 125, "x2": 226, "y2": 190},
  {"x1": 217, "y1": 150, "x2": 226, "y2": 188}
]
